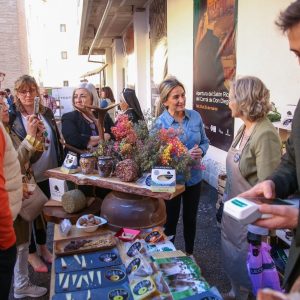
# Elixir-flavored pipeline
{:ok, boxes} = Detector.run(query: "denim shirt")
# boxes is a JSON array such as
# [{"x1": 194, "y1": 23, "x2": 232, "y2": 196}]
[{"x1": 154, "y1": 109, "x2": 209, "y2": 186}]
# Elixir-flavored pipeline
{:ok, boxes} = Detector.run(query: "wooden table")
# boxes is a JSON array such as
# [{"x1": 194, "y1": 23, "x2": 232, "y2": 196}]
[
  {"x1": 45, "y1": 168, "x2": 185, "y2": 229},
  {"x1": 45, "y1": 168, "x2": 184, "y2": 200},
  {"x1": 43, "y1": 198, "x2": 102, "y2": 224}
]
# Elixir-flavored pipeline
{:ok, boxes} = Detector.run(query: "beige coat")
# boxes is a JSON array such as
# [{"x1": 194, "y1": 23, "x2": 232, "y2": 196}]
[
  {"x1": 1, "y1": 122, "x2": 22, "y2": 220},
  {"x1": 233, "y1": 117, "x2": 282, "y2": 186}
]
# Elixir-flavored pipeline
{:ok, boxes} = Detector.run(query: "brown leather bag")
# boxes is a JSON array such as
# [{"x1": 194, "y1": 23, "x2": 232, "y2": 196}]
[{"x1": 19, "y1": 178, "x2": 48, "y2": 222}]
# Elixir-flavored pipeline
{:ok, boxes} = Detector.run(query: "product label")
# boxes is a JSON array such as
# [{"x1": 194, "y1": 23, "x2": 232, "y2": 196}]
[{"x1": 232, "y1": 199, "x2": 248, "y2": 208}]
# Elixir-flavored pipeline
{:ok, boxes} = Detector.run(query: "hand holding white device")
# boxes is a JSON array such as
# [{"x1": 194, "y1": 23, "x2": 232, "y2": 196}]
[{"x1": 223, "y1": 197, "x2": 297, "y2": 225}]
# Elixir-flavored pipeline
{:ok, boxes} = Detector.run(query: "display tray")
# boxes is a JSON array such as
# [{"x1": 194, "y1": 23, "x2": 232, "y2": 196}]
[
  {"x1": 54, "y1": 233, "x2": 116, "y2": 256},
  {"x1": 52, "y1": 283, "x2": 133, "y2": 300},
  {"x1": 55, "y1": 248, "x2": 122, "y2": 273},
  {"x1": 55, "y1": 265, "x2": 128, "y2": 293}
]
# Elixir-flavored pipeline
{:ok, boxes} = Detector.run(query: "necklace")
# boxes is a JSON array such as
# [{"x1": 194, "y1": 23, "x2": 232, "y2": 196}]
[{"x1": 238, "y1": 122, "x2": 256, "y2": 149}]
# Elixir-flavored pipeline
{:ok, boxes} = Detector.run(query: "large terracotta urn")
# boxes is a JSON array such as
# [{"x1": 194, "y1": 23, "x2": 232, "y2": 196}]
[{"x1": 100, "y1": 191, "x2": 166, "y2": 230}]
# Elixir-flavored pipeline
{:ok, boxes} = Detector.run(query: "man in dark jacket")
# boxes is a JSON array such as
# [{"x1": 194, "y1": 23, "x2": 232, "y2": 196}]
[{"x1": 240, "y1": 0, "x2": 300, "y2": 291}]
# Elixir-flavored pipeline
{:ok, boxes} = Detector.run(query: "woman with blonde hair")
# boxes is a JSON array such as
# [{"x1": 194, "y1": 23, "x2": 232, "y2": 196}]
[
  {"x1": 10, "y1": 75, "x2": 64, "y2": 273},
  {"x1": 154, "y1": 76, "x2": 209, "y2": 255},
  {"x1": 221, "y1": 76, "x2": 282, "y2": 299}
]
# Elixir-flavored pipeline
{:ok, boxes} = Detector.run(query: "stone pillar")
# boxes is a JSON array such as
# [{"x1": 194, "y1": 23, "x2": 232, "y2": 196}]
[
  {"x1": 112, "y1": 38, "x2": 125, "y2": 100},
  {"x1": 105, "y1": 47, "x2": 113, "y2": 89},
  {"x1": 133, "y1": 10, "x2": 151, "y2": 112}
]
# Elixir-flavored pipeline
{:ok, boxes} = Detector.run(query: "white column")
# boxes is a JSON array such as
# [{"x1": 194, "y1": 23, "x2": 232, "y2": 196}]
[
  {"x1": 167, "y1": 0, "x2": 193, "y2": 108},
  {"x1": 105, "y1": 47, "x2": 113, "y2": 88},
  {"x1": 112, "y1": 38, "x2": 125, "y2": 100},
  {"x1": 133, "y1": 10, "x2": 151, "y2": 112}
]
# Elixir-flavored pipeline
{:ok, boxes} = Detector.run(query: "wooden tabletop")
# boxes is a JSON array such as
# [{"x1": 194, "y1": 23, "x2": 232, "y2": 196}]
[
  {"x1": 43, "y1": 198, "x2": 102, "y2": 224},
  {"x1": 45, "y1": 168, "x2": 185, "y2": 200}
]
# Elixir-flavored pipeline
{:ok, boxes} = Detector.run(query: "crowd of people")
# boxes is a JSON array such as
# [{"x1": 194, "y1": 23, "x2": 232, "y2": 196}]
[{"x1": 0, "y1": 1, "x2": 300, "y2": 299}]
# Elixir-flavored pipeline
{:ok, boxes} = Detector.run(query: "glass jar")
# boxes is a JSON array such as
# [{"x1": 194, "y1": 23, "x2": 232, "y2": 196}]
[
  {"x1": 79, "y1": 153, "x2": 96, "y2": 174},
  {"x1": 97, "y1": 156, "x2": 113, "y2": 177}
]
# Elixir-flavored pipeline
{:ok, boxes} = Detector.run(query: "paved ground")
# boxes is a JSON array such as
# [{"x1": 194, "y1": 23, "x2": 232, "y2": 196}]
[{"x1": 9, "y1": 181, "x2": 230, "y2": 299}]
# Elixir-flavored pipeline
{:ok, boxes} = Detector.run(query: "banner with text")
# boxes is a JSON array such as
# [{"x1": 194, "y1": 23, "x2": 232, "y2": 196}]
[{"x1": 193, "y1": 0, "x2": 237, "y2": 151}]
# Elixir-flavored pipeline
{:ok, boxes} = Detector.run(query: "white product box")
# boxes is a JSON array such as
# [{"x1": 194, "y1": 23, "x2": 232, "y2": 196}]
[
  {"x1": 49, "y1": 178, "x2": 68, "y2": 201},
  {"x1": 223, "y1": 197, "x2": 262, "y2": 224},
  {"x1": 60, "y1": 151, "x2": 80, "y2": 174},
  {"x1": 150, "y1": 167, "x2": 176, "y2": 193}
]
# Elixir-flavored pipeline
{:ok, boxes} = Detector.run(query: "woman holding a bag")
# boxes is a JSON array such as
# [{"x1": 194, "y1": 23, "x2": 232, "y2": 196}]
[
  {"x1": 221, "y1": 76, "x2": 282, "y2": 299},
  {"x1": 0, "y1": 96, "x2": 47, "y2": 298}
]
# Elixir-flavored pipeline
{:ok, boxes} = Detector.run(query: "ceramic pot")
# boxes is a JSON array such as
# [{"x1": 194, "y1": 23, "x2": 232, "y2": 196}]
[
  {"x1": 100, "y1": 191, "x2": 166, "y2": 230},
  {"x1": 79, "y1": 153, "x2": 96, "y2": 174},
  {"x1": 97, "y1": 156, "x2": 113, "y2": 177}
]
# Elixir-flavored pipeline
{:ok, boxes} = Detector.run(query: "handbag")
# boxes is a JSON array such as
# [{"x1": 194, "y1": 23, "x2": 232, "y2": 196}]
[
  {"x1": 19, "y1": 177, "x2": 49, "y2": 222},
  {"x1": 247, "y1": 242, "x2": 281, "y2": 296}
]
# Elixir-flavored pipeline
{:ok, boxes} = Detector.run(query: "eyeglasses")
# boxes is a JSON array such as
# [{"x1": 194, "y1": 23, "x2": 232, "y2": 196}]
[{"x1": 18, "y1": 89, "x2": 36, "y2": 95}]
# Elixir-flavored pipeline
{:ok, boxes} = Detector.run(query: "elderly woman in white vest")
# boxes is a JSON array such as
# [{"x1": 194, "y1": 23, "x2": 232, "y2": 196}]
[{"x1": 1, "y1": 97, "x2": 48, "y2": 298}]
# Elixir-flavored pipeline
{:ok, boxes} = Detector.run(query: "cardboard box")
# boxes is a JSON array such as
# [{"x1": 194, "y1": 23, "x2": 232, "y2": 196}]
[
  {"x1": 150, "y1": 167, "x2": 176, "y2": 193},
  {"x1": 49, "y1": 178, "x2": 68, "y2": 201}
]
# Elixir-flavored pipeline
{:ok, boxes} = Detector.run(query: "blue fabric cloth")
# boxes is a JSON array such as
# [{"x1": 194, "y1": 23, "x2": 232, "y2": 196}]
[
  {"x1": 100, "y1": 99, "x2": 108, "y2": 108},
  {"x1": 154, "y1": 109, "x2": 209, "y2": 186},
  {"x1": 7, "y1": 95, "x2": 14, "y2": 107}
]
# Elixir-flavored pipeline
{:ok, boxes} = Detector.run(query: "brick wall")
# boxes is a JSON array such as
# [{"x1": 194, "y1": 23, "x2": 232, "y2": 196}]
[{"x1": 0, "y1": 0, "x2": 29, "y2": 91}]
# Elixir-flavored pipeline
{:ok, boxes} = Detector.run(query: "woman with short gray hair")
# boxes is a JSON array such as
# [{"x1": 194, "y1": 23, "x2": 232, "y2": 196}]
[
  {"x1": 221, "y1": 76, "x2": 281, "y2": 299},
  {"x1": 62, "y1": 82, "x2": 113, "y2": 157}
]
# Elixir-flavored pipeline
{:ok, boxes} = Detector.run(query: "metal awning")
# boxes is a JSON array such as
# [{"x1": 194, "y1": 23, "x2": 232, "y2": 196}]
[
  {"x1": 78, "y1": 0, "x2": 149, "y2": 55},
  {"x1": 80, "y1": 63, "x2": 108, "y2": 78}
]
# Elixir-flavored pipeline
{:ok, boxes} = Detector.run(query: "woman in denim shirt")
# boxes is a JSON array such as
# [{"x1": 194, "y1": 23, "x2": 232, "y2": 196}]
[{"x1": 154, "y1": 76, "x2": 209, "y2": 255}]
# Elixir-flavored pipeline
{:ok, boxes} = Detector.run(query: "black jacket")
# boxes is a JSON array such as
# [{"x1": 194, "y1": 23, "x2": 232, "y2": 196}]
[
  {"x1": 61, "y1": 110, "x2": 113, "y2": 151},
  {"x1": 269, "y1": 100, "x2": 300, "y2": 291}
]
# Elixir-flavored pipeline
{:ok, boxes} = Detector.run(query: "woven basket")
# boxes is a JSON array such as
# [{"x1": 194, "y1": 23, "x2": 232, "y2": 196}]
[{"x1": 62, "y1": 189, "x2": 87, "y2": 213}]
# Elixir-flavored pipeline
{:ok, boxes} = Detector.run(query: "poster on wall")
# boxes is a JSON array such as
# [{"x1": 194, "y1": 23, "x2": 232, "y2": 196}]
[
  {"x1": 149, "y1": 0, "x2": 167, "y2": 115},
  {"x1": 51, "y1": 87, "x2": 74, "y2": 118},
  {"x1": 193, "y1": 0, "x2": 237, "y2": 151}
]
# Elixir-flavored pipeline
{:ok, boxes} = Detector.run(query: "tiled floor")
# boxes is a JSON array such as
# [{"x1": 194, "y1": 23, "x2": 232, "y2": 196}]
[{"x1": 9, "y1": 181, "x2": 230, "y2": 299}]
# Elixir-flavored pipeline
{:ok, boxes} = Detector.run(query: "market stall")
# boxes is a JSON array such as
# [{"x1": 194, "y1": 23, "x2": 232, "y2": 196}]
[
  {"x1": 44, "y1": 168, "x2": 185, "y2": 229},
  {"x1": 45, "y1": 101, "x2": 219, "y2": 298},
  {"x1": 50, "y1": 223, "x2": 222, "y2": 300},
  {"x1": 45, "y1": 168, "x2": 221, "y2": 299}
]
